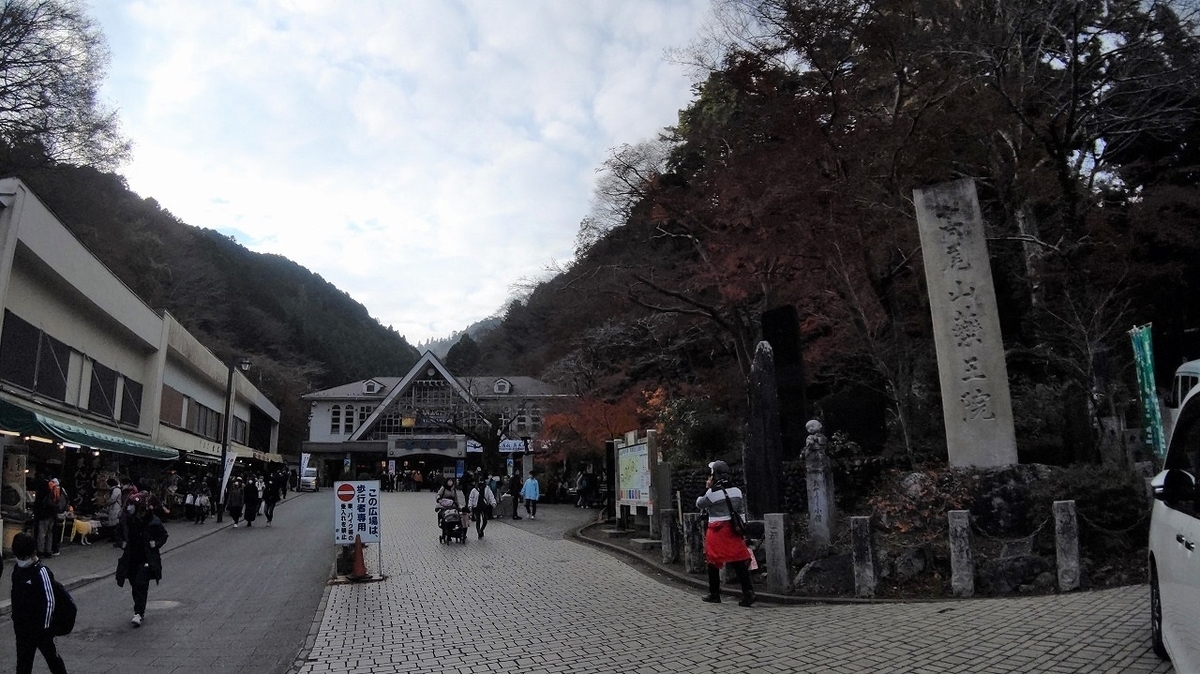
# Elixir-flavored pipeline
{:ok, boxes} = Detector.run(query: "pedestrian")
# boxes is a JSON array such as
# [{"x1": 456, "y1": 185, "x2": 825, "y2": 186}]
[
  {"x1": 194, "y1": 486, "x2": 211, "y2": 524},
  {"x1": 9, "y1": 532, "x2": 69, "y2": 674},
  {"x1": 105, "y1": 478, "x2": 122, "y2": 530},
  {"x1": 226, "y1": 478, "x2": 245, "y2": 527},
  {"x1": 33, "y1": 478, "x2": 65, "y2": 558},
  {"x1": 278, "y1": 470, "x2": 288, "y2": 499},
  {"x1": 243, "y1": 476, "x2": 261, "y2": 527},
  {"x1": 262, "y1": 473, "x2": 282, "y2": 527},
  {"x1": 508, "y1": 472, "x2": 523, "y2": 520},
  {"x1": 468, "y1": 476, "x2": 497, "y2": 539},
  {"x1": 695, "y1": 460, "x2": 757, "y2": 606},
  {"x1": 116, "y1": 491, "x2": 169, "y2": 627},
  {"x1": 412, "y1": 469, "x2": 423, "y2": 492},
  {"x1": 521, "y1": 471, "x2": 540, "y2": 519}
]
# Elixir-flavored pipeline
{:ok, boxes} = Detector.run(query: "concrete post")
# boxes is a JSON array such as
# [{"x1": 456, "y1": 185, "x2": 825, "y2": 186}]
[
  {"x1": 764, "y1": 513, "x2": 791, "y2": 594},
  {"x1": 806, "y1": 447, "x2": 835, "y2": 547},
  {"x1": 850, "y1": 516, "x2": 876, "y2": 598},
  {"x1": 660, "y1": 508, "x2": 679, "y2": 564},
  {"x1": 683, "y1": 512, "x2": 706, "y2": 574},
  {"x1": 948, "y1": 510, "x2": 974, "y2": 597},
  {"x1": 1053, "y1": 500, "x2": 1080, "y2": 591}
]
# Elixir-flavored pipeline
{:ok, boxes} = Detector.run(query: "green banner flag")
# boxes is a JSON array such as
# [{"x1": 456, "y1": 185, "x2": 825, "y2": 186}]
[{"x1": 1129, "y1": 324, "x2": 1166, "y2": 458}]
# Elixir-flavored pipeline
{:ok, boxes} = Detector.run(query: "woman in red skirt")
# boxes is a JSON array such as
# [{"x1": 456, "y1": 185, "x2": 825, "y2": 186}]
[{"x1": 696, "y1": 460, "x2": 757, "y2": 606}]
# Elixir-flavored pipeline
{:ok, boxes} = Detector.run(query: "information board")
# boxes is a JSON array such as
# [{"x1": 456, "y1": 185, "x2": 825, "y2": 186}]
[{"x1": 334, "y1": 480, "x2": 381, "y2": 545}]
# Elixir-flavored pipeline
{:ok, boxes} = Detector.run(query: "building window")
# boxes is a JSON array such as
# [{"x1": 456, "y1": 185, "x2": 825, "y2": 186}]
[
  {"x1": 494, "y1": 379, "x2": 511, "y2": 394},
  {"x1": 0, "y1": 310, "x2": 70, "y2": 401},
  {"x1": 365, "y1": 381, "x2": 377, "y2": 394},
  {"x1": 359, "y1": 406, "x2": 373, "y2": 424},
  {"x1": 233, "y1": 417, "x2": 247, "y2": 444},
  {"x1": 120, "y1": 377, "x2": 143, "y2": 426},
  {"x1": 160, "y1": 385, "x2": 184, "y2": 427},
  {"x1": 331, "y1": 405, "x2": 341, "y2": 434},
  {"x1": 344, "y1": 405, "x2": 355, "y2": 434},
  {"x1": 531, "y1": 404, "x2": 542, "y2": 429},
  {"x1": 89, "y1": 361, "x2": 118, "y2": 419},
  {"x1": 185, "y1": 399, "x2": 222, "y2": 441}
]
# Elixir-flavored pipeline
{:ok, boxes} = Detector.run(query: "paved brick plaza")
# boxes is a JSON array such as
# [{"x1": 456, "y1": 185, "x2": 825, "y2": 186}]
[{"x1": 294, "y1": 492, "x2": 1170, "y2": 674}]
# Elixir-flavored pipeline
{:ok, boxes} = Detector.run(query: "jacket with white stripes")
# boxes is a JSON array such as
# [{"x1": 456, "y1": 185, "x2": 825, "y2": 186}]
[{"x1": 10, "y1": 561, "x2": 56, "y2": 636}]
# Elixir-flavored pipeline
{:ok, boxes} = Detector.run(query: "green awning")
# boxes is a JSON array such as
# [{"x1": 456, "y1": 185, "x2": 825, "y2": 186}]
[{"x1": 0, "y1": 398, "x2": 178, "y2": 461}]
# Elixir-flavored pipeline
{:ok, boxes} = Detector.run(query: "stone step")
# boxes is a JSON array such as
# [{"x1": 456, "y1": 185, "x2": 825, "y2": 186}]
[
  {"x1": 629, "y1": 538, "x2": 662, "y2": 552},
  {"x1": 600, "y1": 528, "x2": 633, "y2": 539}
]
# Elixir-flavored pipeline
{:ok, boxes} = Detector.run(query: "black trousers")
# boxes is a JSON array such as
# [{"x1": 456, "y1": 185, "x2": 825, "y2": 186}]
[
  {"x1": 131, "y1": 564, "x2": 151, "y2": 615},
  {"x1": 707, "y1": 561, "x2": 754, "y2": 598},
  {"x1": 15, "y1": 630, "x2": 68, "y2": 674},
  {"x1": 264, "y1": 500, "x2": 277, "y2": 522},
  {"x1": 475, "y1": 505, "x2": 492, "y2": 534}
]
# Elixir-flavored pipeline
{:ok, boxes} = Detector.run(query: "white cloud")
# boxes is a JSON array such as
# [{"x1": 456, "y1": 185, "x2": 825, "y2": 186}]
[{"x1": 89, "y1": 0, "x2": 710, "y2": 344}]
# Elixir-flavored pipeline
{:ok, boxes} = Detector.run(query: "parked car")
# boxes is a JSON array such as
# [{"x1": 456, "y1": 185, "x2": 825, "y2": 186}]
[
  {"x1": 1150, "y1": 385, "x2": 1200, "y2": 669},
  {"x1": 299, "y1": 467, "x2": 319, "y2": 492}
]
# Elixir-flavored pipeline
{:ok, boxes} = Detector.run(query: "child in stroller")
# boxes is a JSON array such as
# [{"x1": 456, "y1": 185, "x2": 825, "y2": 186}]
[{"x1": 436, "y1": 478, "x2": 468, "y2": 544}]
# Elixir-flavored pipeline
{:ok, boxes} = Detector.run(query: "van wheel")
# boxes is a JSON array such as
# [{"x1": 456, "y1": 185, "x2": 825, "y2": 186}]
[{"x1": 1151, "y1": 565, "x2": 1169, "y2": 660}]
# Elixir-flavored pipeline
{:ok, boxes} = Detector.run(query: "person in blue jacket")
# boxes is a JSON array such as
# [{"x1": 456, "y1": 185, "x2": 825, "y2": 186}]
[
  {"x1": 520, "y1": 471, "x2": 541, "y2": 519},
  {"x1": 10, "y1": 531, "x2": 69, "y2": 674}
]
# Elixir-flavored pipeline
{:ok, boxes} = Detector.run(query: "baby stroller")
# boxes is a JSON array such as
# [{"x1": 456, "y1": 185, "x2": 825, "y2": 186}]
[{"x1": 436, "y1": 497, "x2": 468, "y2": 544}]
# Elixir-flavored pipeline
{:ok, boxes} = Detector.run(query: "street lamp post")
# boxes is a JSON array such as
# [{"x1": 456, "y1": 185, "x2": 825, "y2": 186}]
[{"x1": 216, "y1": 356, "x2": 251, "y2": 523}]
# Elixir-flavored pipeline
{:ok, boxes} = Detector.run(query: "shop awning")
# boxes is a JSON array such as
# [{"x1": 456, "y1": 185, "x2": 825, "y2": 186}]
[{"x1": 0, "y1": 398, "x2": 178, "y2": 461}]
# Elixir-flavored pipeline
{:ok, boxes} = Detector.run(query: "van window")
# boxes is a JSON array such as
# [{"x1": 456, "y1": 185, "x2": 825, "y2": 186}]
[{"x1": 303, "y1": 468, "x2": 317, "y2": 477}]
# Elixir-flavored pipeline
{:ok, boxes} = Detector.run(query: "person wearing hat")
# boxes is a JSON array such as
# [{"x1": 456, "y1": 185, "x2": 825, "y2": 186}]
[
  {"x1": 695, "y1": 460, "x2": 757, "y2": 606},
  {"x1": 116, "y1": 491, "x2": 168, "y2": 627},
  {"x1": 33, "y1": 477, "x2": 66, "y2": 558}
]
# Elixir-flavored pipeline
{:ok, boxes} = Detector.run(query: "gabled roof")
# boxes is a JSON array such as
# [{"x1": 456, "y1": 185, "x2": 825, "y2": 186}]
[
  {"x1": 301, "y1": 377, "x2": 404, "y2": 400},
  {"x1": 347, "y1": 351, "x2": 484, "y2": 441},
  {"x1": 459, "y1": 375, "x2": 563, "y2": 398}
]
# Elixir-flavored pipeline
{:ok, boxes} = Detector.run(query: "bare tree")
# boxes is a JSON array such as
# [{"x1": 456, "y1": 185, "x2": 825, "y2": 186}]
[{"x1": 0, "y1": 0, "x2": 129, "y2": 169}]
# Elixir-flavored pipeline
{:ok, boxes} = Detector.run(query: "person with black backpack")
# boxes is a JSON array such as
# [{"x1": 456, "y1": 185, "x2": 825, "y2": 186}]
[{"x1": 10, "y1": 531, "x2": 71, "y2": 674}]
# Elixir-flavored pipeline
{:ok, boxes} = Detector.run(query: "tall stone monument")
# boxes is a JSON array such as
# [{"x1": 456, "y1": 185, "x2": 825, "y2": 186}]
[
  {"x1": 744, "y1": 341, "x2": 784, "y2": 518},
  {"x1": 761, "y1": 305, "x2": 806, "y2": 459},
  {"x1": 914, "y1": 179, "x2": 1018, "y2": 467}
]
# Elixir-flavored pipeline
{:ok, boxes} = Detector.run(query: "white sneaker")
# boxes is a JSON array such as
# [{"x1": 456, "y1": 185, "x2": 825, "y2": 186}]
[
  {"x1": 233, "y1": 523, "x2": 238, "y2": 528},
  {"x1": 131, "y1": 614, "x2": 142, "y2": 628}
]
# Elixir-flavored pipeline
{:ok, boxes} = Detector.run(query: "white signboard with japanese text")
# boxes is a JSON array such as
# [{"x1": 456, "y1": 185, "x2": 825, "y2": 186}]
[{"x1": 334, "y1": 480, "x2": 381, "y2": 545}]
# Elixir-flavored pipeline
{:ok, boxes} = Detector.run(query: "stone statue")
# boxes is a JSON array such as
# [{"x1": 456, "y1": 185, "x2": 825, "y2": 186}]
[{"x1": 804, "y1": 419, "x2": 827, "y2": 457}]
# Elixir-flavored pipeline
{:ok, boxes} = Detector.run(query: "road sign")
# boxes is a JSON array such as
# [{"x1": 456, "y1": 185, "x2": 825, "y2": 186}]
[{"x1": 334, "y1": 481, "x2": 381, "y2": 545}]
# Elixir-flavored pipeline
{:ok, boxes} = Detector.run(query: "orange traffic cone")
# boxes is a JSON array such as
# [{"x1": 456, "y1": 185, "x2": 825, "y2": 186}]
[{"x1": 349, "y1": 534, "x2": 368, "y2": 580}]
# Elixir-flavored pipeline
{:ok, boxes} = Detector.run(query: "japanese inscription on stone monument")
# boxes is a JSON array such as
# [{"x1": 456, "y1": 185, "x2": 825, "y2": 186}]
[{"x1": 914, "y1": 179, "x2": 1017, "y2": 467}]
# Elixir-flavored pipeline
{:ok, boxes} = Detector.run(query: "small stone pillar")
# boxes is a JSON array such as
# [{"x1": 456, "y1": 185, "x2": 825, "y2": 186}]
[
  {"x1": 1053, "y1": 500, "x2": 1080, "y2": 591},
  {"x1": 948, "y1": 510, "x2": 974, "y2": 597},
  {"x1": 850, "y1": 516, "x2": 876, "y2": 598},
  {"x1": 764, "y1": 513, "x2": 791, "y2": 594},
  {"x1": 805, "y1": 420, "x2": 835, "y2": 547},
  {"x1": 683, "y1": 512, "x2": 706, "y2": 574},
  {"x1": 660, "y1": 508, "x2": 679, "y2": 564}
]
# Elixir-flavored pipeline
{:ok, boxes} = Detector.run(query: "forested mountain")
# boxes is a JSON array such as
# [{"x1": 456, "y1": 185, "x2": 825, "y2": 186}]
[
  {"x1": 470, "y1": 0, "x2": 1200, "y2": 468},
  {"x1": 3, "y1": 160, "x2": 421, "y2": 454}
]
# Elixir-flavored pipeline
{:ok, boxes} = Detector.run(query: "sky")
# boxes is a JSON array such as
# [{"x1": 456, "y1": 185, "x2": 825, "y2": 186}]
[{"x1": 87, "y1": 0, "x2": 712, "y2": 346}]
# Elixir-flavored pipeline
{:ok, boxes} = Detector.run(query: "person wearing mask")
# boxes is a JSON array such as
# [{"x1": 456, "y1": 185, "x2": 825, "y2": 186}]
[
  {"x1": 226, "y1": 478, "x2": 245, "y2": 527},
  {"x1": 10, "y1": 531, "x2": 69, "y2": 674},
  {"x1": 520, "y1": 471, "x2": 541, "y2": 520},
  {"x1": 116, "y1": 491, "x2": 169, "y2": 627},
  {"x1": 262, "y1": 472, "x2": 282, "y2": 527},
  {"x1": 242, "y1": 475, "x2": 261, "y2": 527},
  {"x1": 508, "y1": 472, "x2": 523, "y2": 520},
  {"x1": 468, "y1": 476, "x2": 498, "y2": 539},
  {"x1": 695, "y1": 460, "x2": 757, "y2": 607}
]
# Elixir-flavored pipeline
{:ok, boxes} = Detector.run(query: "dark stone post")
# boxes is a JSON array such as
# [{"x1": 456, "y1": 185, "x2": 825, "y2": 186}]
[
  {"x1": 744, "y1": 341, "x2": 784, "y2": 519},
  {"x1": 762, "y1": 305, "x2": 806, "y2": 459},
  {"x1": 1053, "y1": 500, "x2": 1080, "y2": 591},
  {"x1": 683, "y1": 512, "x2": 706, "y2": 574}
]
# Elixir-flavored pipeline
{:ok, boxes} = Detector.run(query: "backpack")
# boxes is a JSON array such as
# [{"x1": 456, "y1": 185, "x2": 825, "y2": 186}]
[{"x1": 49, "y1": 574, "x2": 76, "y2": 636}]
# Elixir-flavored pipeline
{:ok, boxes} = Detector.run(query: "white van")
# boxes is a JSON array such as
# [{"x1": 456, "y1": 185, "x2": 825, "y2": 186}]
[
  {"x1": 1163, "y1": 359, "x2": 1200, "y2": 447},
  {"x1": 299, "y1": 467, "x2": 319, "y2": 492}
]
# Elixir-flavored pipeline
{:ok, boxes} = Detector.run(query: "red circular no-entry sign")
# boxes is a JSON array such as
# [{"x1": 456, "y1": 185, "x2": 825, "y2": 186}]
[{"x1": 337, "y1": 483, "x2": 356, "y2": 502}]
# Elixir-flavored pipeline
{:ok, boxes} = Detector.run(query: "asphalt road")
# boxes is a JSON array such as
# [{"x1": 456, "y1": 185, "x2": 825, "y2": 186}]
[{"x1": 1, "y1": 492, "x2": 331, "y2": 674}]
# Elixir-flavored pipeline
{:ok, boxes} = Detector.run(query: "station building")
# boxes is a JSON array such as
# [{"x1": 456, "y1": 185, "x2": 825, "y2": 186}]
[
  {"x1": 0, "y1": 178, "x2": 281, "y2": 550},
  {"x1": 301, "y1": 351, "x2": 567, "y2": 485}
]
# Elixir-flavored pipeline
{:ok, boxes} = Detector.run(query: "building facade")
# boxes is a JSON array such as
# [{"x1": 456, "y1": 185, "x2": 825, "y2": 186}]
[
  {"x1": 302, "y1": 351, "x2": 566, "y2": 485},
  {"x1": 0, "y1": 178, "x2": 280, "y2": 549}
]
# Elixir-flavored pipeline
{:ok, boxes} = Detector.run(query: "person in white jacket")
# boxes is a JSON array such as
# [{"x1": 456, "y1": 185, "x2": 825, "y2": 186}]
[{"x1": 468, "y1": 476, "x2": 498, "y2": 539}]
